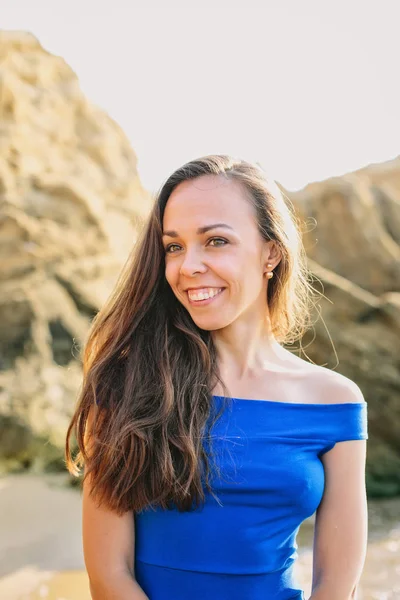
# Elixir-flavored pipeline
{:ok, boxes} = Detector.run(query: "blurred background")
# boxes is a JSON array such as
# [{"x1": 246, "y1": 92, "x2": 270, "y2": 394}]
[{"x1": 0, "y1": 1, "x2": 399, "y2": 598}]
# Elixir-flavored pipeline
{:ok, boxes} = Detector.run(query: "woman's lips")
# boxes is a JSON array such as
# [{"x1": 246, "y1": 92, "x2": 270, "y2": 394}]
[{"x1": 186, "y1": 288, "x2": 225, "y2": 306}]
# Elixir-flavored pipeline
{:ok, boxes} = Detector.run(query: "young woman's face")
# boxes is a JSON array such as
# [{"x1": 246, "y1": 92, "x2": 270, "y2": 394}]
[{"x1": 162, "y1": 174, "x2": 272, "y2": 331}]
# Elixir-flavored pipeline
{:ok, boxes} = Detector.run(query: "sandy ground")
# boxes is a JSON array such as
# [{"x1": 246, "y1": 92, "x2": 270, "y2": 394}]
[
  {"x1": 0, "y1": 474, "x2": 87, "y2": 599},
  {"x1": 0, "y1": 473, "x2": 399, "y2": 600}
]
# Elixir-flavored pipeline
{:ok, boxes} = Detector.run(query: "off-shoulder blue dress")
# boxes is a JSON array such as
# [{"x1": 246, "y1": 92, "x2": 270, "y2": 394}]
[{"x1": 134, "y1": 395, "x2": 368, "y2": 600}]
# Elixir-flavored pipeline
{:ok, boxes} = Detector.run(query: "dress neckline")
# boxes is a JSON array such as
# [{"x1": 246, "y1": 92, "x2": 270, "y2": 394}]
[{"x1": 212, "y1": 395, "x2": 366, "y2": 408}]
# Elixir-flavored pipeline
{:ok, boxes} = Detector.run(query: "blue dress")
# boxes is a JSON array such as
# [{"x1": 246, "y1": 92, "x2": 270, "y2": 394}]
[{"x1": 134, "y1": 395, "x2": 368, "y2": 600}]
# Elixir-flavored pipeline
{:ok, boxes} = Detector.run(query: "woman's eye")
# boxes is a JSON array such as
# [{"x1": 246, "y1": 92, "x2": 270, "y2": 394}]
[
  {"x1": 165, "y1": 237, "x2": 228, "y2": 254},
  {"x1": 165, "y1": 244, "x2": 180, "y2": 254},
  {"x1": 209, "y1": 237, "x2": 227, "y2": 247}
]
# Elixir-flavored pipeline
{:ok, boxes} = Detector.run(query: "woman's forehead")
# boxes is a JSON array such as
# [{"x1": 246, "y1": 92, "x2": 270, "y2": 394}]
[
  {"x1": 165, "y1": 201, "x2": 252, "y2": 232},
  {"x1": 166, "y1": 176, "x2": 251, "y2": 215}
]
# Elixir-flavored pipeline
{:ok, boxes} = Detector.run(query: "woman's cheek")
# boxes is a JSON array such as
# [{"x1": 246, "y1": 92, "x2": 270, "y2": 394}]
[{"x1": 164, "y1": 264, "x2": 176, "y2": 289}]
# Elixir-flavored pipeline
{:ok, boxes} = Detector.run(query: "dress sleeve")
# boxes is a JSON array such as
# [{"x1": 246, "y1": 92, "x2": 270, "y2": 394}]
[
  {"x1": 319, "y1": 402, "x2": 368, "y2": 455},
  {"x1": 335, "y1": 402, "x2": 368, "y2": 442}
]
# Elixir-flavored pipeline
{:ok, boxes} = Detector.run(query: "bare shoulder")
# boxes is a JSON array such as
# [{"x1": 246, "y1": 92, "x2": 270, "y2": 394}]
[{"x1": 304, "y1": 363, "x2": 366, "y2": 405}]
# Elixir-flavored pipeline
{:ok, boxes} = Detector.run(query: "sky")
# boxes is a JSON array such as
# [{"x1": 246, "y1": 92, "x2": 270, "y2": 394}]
[{"x1": 2, "y1": 0, "x2": 400, "y2": 195}]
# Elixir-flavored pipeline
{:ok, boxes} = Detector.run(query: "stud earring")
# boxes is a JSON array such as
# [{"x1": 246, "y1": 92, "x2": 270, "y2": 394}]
[{"x1": 266, "y1": 263, "x2": 274, "y2": 279}]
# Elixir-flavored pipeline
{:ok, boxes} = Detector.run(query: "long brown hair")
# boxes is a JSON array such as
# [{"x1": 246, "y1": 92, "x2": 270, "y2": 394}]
[{"x1": 65, "y1": 154, "x2": 317, "y2": 515}]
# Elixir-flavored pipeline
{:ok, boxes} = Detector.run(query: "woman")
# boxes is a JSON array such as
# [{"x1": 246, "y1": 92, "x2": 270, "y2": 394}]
[{"x1": 65, "y1": 155, "x2": 368, "y2": 600}]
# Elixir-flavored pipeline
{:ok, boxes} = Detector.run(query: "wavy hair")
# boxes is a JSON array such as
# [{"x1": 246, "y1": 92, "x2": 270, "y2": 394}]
[{"x1": 65, "y1": 154, "x2": 317, "y2": 515}]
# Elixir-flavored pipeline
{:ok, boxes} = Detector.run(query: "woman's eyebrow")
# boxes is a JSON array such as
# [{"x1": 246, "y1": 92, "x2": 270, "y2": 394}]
[{"x1": 162, "y1": 223, "x2": 234, "y2": 238}]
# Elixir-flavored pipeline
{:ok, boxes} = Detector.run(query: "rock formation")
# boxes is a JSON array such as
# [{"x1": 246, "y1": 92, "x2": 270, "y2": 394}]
[{"x1": 0, "y1": 31, "x2": 152, "y2": 472}]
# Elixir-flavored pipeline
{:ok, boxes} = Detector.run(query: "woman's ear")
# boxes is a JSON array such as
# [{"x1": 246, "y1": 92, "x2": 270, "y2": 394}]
[{"x1": 263, "y1": 241, "x2": 281, "y2": 270}]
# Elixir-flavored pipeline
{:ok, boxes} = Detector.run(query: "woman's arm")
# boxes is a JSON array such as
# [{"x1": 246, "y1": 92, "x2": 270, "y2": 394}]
[
  {"x1": 83, "y1": 466, "x2": 149, "y2": 600},
  {"x1": 82, "y1": 408, "x2": 149, "y2": 599},
  {"x1": 309, "y1": 435, "x2": 368, "y2": 600},
  {"x1": 89, "y1": 571, "x2": 149, "y2": 600}
]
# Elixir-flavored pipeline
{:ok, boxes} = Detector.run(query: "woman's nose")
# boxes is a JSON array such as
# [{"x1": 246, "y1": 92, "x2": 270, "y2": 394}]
[{"x1": 179, "y1": 249, "x2": 207, "y2": 276}]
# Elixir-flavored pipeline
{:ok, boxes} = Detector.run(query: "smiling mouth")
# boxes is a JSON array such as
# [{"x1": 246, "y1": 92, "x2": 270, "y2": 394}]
[{"x1": 186, "y1": 287, "x2": 226, "y2": 306}]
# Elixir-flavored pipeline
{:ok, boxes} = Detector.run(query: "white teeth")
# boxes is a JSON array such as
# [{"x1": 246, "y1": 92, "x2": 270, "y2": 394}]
[{"x1": 188, "y1": 288, "x2": 223, "y2": 301}]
